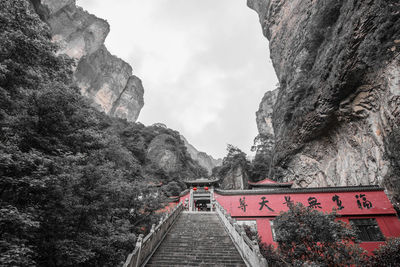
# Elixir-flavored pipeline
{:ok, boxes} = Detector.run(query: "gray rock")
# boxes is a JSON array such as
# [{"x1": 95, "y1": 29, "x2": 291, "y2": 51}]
[
  {"x1": 220, "y1": 165, "x2": 249, "y2": 190},
  {"x1": 146, "y1": 134, "x2": 181, "y2": 173},
  {"x1": 30, "y1": 0, "x2": 144, "y2": 122},
  {"x1": 30, "y1": 0, "x2": 74, "y2": 18},
  {"x1": 248, "y1": 0, "x2": 400, "y2": 196},
  {"x1": 75, "y1": 45, "x2": 144, "y2": 121},
  {"x1": 180, "y1": 135, "x2": 222, "y2": 175},
  {"x1": 256, "y1": 89, "x2": 278, "y2": 137}
]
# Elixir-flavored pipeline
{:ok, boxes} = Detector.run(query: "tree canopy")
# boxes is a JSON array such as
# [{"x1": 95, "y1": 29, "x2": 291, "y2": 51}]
[
  {"x1": 212, "y1": 144, "x2": 250, "y2": 178},
  {"x1": 0, "y1": 1, "x2": 204, "y2": 266},
  {"x1": 273, "y1": 203, "x2": 366, "y2": 266}
]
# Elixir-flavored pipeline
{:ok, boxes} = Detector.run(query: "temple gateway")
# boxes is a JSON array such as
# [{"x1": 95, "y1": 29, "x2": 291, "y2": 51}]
[{"x1": 124, "y1": 178, "x2": 400, "y2": 266}]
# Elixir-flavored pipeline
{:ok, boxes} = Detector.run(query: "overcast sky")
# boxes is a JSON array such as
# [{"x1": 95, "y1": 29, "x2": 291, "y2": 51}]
[{"x1": 77, "y1": 0, "x2": 278, "y2": 159}]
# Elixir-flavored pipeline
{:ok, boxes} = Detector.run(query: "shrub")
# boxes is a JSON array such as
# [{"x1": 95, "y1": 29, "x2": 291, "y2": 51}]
[
  {"x1": 367, "y1": 237, "x2": 400, "y2": 266},
  {"x1": 274, "y1": 203, "x2": 366, "y2": 266}
]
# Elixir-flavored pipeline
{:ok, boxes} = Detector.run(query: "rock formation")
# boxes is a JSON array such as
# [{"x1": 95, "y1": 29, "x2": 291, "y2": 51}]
[
  {"x1": 180, "y1": 135, "x2": 222, "y2": 174},
  {"x1": 147, "y1": 134, "x2": 181, "y2": 173},
  {"x1": 248, "y1": 0, "x2": 400, "y2": 199},
  {"x1": 219, "y1": 165, "x2": 249, "y2": 190},
  {"x1": 256, "y1": 89, "x2": 278, "y2": 138},
  {"x1": 30, "y1": 0, "x2": 144, "y2": 121},
  {"x1": 145, "y1": 133, "x2": 205, "y2": 177}
]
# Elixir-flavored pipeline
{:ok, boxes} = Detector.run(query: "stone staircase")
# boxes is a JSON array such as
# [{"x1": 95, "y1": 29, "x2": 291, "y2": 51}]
[{"x1": 145, "y1": 212, "x2": 246, "y2": 267}]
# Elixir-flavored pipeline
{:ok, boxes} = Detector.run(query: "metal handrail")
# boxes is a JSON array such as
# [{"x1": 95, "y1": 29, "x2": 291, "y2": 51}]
[{"x1": 123, "y1": 202, "x2": 184, "y2": 267}]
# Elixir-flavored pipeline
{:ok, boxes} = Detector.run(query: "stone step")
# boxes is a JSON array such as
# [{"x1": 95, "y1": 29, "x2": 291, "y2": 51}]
[
  {"x1": 149, "y1": 255, "x2": 244, "y2": 261},
  {"x1": 147, "y1": 261, "x2": 246, "y2": 266},
  {"x1": 152, "y1": 250, "x2": 242, "y2": 254},
  {"x1": 145, "y1": 212, "x2": 245, "y2": 266},
  {"x1": 148, "y1": 258, "x2": 245, "y2": 263},
  {"x1": 153, "y1": 247, "x2": 241, "y2": 253},
  {"x1": 158, "y1": 244, "x2": 235, "y2": 248},
  {"x1": 146, "y1": 263, "x2": 246, "y2": 267}
]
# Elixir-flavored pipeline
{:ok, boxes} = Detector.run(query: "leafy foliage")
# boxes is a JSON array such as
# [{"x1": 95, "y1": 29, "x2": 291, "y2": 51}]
[
  {"x1": 249, "y1": 151, "x2": 273, "y2": 182},
  {"x1": 384, "y1": 125, "x2": 400, "y2": 211},
  {"x1": 366, "y1": 237, "x2": 400, "y2": 267},
  {"x1": 0, "y1": 1, "x2": 204, "y2": 266},
  {"x1": 213, "y1": 135, "x2": 276, "y2": 184},
  {"x1": 243, "y1": 225, "x2": 285, "y2": 266},
  {"x1": 249, "y1": 133, "x2": 274, "y2": 181},
  {"x1": 213, "y1": 142, "x2": 275, "y2": 185},
  {"x1": 258, "y1": 244, "x2": 286, "y2": 267},
  {"x1": 212, "y1": 144, "x2": 250, "y2": 180},
  {"x1": 273, "y1": 203, "x2": 366, "y2": 266}
]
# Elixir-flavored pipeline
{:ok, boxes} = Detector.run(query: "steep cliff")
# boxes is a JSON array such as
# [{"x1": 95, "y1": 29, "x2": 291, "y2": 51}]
[
  {"x1": 180, "y1": 135, "x2": 222, "y2": 174},
  {"x1": 219, "y1": 165, "x2": 249, "y2": 190},
  {"x1": 248, "y1": 0, "x2": 400, "y2": 198},
  {"x1": 30, "y1": 0, "x2": 144, "y2": 121},
  {"x1": 256, "y1": 89, "x2": 278, "y2": 137}
]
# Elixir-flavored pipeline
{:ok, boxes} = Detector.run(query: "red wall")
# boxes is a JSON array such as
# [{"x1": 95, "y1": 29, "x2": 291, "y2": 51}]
[
  {"x1": 214, "y1": 190, "x2": 396, "y2": 216},
  {"x1": 214, "y1": 189, "x2": 400, "y2": 253}
]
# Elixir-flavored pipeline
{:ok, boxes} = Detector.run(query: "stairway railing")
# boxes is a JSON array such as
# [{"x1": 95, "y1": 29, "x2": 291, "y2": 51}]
[
  {"x1": 123, "y1": 202, "x2": 184, "y2": 267},
  {"x1": 214, "y1": 201, "x2": 268, "y2": 267}
]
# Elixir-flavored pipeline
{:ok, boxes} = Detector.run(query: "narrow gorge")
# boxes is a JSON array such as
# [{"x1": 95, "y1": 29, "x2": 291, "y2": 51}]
[
  {"x1": 2, "y1": 0, "x2": 400, "y2": 266},
  {"x1": 33, "y1": 0, "x2": 400, "y2": 203}
]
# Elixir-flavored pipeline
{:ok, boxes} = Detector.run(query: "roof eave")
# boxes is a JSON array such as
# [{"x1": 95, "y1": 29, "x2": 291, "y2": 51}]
[{"x1": 215, "y1": 185, "x2": 383, "y2": 195}]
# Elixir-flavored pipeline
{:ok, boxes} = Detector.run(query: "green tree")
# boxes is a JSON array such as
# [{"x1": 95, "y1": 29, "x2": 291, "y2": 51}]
[
  {"x1": 249, "y1": 134, "x2": 274, "y2": 181},
  {"x1": 273, "y1": 203, "x2": 366, "y2": 266},
  {"x1": 214, "y1": 144, "x2": 250, "y2": 178},
  {"x1": 0, "y1": 1, "x2": 206, "y2": 266},
  {"x1": 366, "y1": 237, "x2": 400, "y2": 267}
]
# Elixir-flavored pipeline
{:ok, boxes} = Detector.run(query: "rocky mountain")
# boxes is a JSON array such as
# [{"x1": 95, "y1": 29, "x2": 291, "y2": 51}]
[
  {"x1": 180, "y1": 135, "x2": 222, "y2": 174},
  {"x1": 29, "y1": 0, "x2": 220, "y2": 177},
  {"x1": 248, "y1": 0, "x2": 400, "y2": 200},
  {"x1": 30, "y1": 0, "x2": 144, "y2": 121}
]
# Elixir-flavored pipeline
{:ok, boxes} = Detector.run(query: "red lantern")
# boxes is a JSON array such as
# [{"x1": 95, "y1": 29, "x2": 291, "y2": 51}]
[
  {"x1": 193, "y1": 187, "x2": 197, "y2": 191},
  {"x1": 204, "y1": 186, "x2": 209, "y2": 190}
]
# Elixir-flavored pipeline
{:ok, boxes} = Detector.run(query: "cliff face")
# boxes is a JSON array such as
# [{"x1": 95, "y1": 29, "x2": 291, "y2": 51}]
[
  {"x1": 146, "y1": 134, "x2": 182, "y2": 173},
  {"x1": 249, "y1": 0, "x2": 400, "y2": 195},
  {"x1": 219, "y1": 165, "x2": 249, "y2": 190},
  {"x1": 30, "y1": 0, "x2": 144, "y2": 121},
  {"x1": 256, "y1": 89, "x2": 278, "y2": 153},
  {"x1": 180, "y1": 135, "x2": 222, "y2": 174},
  {"x1": 256, "y1": 89, "x2": 278, "y2": 137}
]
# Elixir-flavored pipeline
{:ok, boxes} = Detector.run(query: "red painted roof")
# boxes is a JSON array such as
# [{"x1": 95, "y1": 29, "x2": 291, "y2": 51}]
[{"x1": 248, "y1": 178, "x2": 293, "y2": 187}]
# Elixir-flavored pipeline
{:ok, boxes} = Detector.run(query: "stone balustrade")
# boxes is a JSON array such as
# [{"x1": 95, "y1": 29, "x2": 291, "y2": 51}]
[
  {"x1": 123, "y1": 202, "x2": 184, "y2": 267},
  {"x1": 214, "y1": 201, "x2": 268, "y2": 267}
]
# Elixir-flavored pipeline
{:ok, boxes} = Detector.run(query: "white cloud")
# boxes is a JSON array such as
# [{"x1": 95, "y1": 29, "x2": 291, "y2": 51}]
[{"x1": 77, "y1": 0, "x2": 278, "y2": 159}]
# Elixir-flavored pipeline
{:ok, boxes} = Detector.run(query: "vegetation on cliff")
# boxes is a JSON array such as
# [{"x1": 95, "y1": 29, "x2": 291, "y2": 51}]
[
  {"x1": 212, "y1": 143, "x2": 275, "y2": 188},
  {"x1": 212, "y1": 145, "x2": 250, "y2": 179},
  {"x1": 0, "y1": 1, "x2": 205, "y2": 266},
  {"x1": 384, "y1": 124, "x2": 400, "y2": 211}
]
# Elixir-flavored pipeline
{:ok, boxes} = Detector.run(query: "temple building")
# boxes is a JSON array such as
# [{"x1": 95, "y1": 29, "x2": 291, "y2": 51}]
[
  {"x1": 177, "y1": 177, "x2": 400, "y2": 254},
  {"x1": 183, "y1": 178, "x2": 219, "y2": 211},
  {"x1": 125, "y1": 178, "x2": 400, "y2": 266}
]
